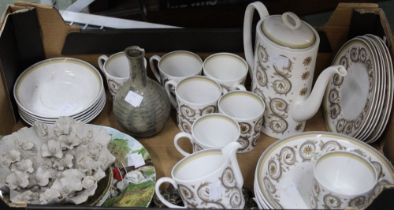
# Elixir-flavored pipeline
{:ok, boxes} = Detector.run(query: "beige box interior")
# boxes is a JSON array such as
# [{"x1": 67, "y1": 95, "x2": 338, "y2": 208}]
[{"x1": 0, "y1": 2, "x2": 393, "y2": 196}]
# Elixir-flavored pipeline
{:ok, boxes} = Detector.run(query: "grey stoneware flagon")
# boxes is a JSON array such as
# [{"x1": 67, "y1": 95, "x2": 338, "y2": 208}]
[{"x1": 113, "y1": 46, "x2": 171, "y2": 137}]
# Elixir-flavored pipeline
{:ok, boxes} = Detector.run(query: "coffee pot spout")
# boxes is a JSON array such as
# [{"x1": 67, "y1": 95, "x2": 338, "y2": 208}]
[{"x1": 290, "y1": 65, "x2": 347, "y2": 122}]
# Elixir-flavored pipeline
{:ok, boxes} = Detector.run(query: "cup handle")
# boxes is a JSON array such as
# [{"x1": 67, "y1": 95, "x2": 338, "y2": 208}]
[
  {"x1": 232, "y1": 84, "x2": 247, "y2": 91},
  {"x1": 98, "y1": 55, "x2": 108, "y2": 73},
  {"x1": 243, "y1": 1, "x2": 269, "y2": 70},
  {"x1": 164, "y1": 80, "x2": 178, "y2": 108},
  {"x1": 149, "y1": 55, "x2": 162, "y2": 83},
  {"x1": 155, "y1": 177, "x2": 187, "y2": 209},
  {"x1": 174, "y1": 132, "x2": 194, "y2": 157}
]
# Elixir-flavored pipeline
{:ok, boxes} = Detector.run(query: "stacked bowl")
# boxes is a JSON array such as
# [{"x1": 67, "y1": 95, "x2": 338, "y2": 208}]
[{"x1": 13, "y1": 57, "x2": 106, "y2": 125}]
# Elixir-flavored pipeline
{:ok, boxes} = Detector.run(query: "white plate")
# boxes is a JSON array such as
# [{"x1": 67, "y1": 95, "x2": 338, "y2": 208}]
[
  {"x1": 14, "y1": 57, "x2": 103, "y2": 118},
  {"x1": 19, "y1": 92, "x2": 106, "y2": 125},
  {"x1": 356, "y1": 36, "x2": 385, "y2": 140},
  {"x1": 366, "y1": 35, "x2": 394, "y2": 143},
  {"x1": 255, "y1": 132, "x2": 394, "y2": 209},
  {"x1": 19, "y1": 91, "x2": 106, "y2": 122},
  {"x1": 324, "y1": 38, "x2": 379, "y2": 137},
  {"x1": 17, "y1": 87, "x2": 104, "y2": 120}
]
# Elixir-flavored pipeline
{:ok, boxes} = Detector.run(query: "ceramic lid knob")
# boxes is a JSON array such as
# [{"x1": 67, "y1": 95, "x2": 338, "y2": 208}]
[{"x1": 261, "y1": 12, "x2": 316, "y2": 49}]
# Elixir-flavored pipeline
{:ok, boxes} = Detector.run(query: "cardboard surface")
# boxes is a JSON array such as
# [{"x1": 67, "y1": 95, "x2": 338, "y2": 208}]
[{"x1": 0, "y1": 2, "x2": 394, "y2": 209}]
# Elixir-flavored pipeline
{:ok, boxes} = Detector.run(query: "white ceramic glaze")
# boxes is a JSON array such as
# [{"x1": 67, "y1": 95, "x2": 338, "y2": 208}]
[
  {"x1": 14, "y1": 57, "x2": 104, "y2": 118},
  {"x1": 357, "y1": 36, "x2": 385, "y2": 141},
  {"x1": 174, "y1": 113, "x2": 240, "y2": 156},
  {"x1": 311, "y1": 151, "x2": 378, "y2": 209},
  {"x1": 165, "y1": 76, "x2": 224, "y2": 133},
  {"x1": 243, "y1": 2, "x2": 347, "y2": 139},
  {"x1": 366, "y1": 35, "x2": 394, "y2": 143},
  {"x1": 261, "y1": 12, "x2": 315, "y2": 49},
  {"x1": 155, "y1": 142, "x2": 244, "y2": 209},
  {"x1": 149, "y1": 51, "x2": 203, "y2": 93},
  {"x1": 254, "y1": 132, "x2": 394, "y2": 209},
  {"x1": 218, "y1": 91, "x2": 265, "y2": 152},
  {"x1": 203, "y1": 53, "x2": 248, "y2": 91},
  {"x1": 324, "y1": 38, "x2": 378, "y2": 138},
  {"x1": 98, "y1": 52, "x2": 147, "y2": 96},
  {"x1": 323, "y1": 35, "x2": 393, "y2": 143},
  {"x1": 19, "y1": 92, "x2": 106, "y2": 125}
]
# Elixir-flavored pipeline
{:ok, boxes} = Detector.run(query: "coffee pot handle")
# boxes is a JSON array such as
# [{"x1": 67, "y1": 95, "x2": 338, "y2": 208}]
[
  {"x1": 98, "y1": 55, "x2": 108, "y2": 73},
  {"x1": 164, "y1": 80, "x2": 178, "y2": 108},
  {"x1": 149, "y1": 55, "x2": 162, "y2": 82},
  {"x1": 243, "y1": 1, "x2": 269, "y2": 70},
  {"x1": 174, "y1": 132, "x2": 194, "y2": 156},
  {"x1": 155, "y1": 177, "x2": 187, "y2": 209}
]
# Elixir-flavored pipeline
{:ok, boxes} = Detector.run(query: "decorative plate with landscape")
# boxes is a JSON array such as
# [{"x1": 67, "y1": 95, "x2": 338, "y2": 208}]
[{"x1": 98, "y1": 126, "x2": 156, "y2": 207}]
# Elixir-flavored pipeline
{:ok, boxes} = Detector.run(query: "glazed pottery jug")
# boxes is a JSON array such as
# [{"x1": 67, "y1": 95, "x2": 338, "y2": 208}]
[
  {"x1": 155, "y1": 142, "x2": 245, "y2": 208},
  {"x1": 113, "y1": 46, "x2": 171, "y2": 137},
  {"x1": 243, "y1": 2, "x2": 347, "y2": 138}
]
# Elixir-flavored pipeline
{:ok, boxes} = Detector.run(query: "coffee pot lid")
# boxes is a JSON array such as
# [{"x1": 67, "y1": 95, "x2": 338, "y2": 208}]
[{"x1": 261, "y1": 12, "x2": 316, "y2": 49}]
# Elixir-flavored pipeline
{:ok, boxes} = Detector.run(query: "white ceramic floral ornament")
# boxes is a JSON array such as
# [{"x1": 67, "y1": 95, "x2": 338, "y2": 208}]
[
  {"x1": 1, "y1": 150, "x2": 21, "y2": 167},
  {"x1": 0, "y1": 117, "x2": 115, "y2": 205},
  {"x1": 10, "y1": 190, "x2": 34, "y2": 204},
  {"x1": 41, "y1": 140, "x2": 63, "y2": 159},
  {"x1": 11, "y1": 159, "x2": 34, "y2": 174},
  {"x1": 6, "y1": 171, "x2": 29, "y2": 190},
  {"x1": 33, "y1": 121, "x2": 49, "y2": 139},
  {"x1": 39, "y1": 188, "x2": 61, "y2": 204},
  {"x1": 54, "y1": 117, "x2": 73, "y2": 136},
  {"x1": 35, "y1": 167, "x2": 54, "y2": 186},
  {"x1": 52, "y1": 153, "x2": 73, "y2": 171}
]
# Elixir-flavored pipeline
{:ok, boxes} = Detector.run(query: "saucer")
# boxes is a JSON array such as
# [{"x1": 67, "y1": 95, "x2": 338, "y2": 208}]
[{"x1": 254, "y1": 132, "x2": 394, "y2": 209}]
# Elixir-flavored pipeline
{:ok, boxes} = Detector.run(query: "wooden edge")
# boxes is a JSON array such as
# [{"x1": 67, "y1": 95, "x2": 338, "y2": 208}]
[
  {"x1": 12, "y1": 2, "x2": 80, "y2": 58},
  {"x1": 325, "y1": 3, "x2": 379, "y2": 28}
]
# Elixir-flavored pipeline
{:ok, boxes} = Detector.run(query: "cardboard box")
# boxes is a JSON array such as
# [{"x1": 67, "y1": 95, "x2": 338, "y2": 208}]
[{"x1": 0, "y1": 2, "x2": 393, "y2": 209}]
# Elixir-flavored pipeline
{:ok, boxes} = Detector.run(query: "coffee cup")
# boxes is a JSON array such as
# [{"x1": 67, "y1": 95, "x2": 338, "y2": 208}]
[
  {"x1": 98, "y1": 52, "x2": 146, "y2": 96},
  {"x1": 218, "y1": 90, "x2": 265, "y2": 152},
  {"x1": 174, "y1": 113, "x2": 240, "y2": 156},
  {"x1": 149, "y1": 50, "x2": 203, "y2": 93},
  {"x1": 203, "y1": 53, "x2": 248, "y2": 91},
  {"x1": 311, "y1": 151, "x2": 379, "y2": 209},
  {"x1": 165, "y1": 76, "x2": 225, "y2": 133}
]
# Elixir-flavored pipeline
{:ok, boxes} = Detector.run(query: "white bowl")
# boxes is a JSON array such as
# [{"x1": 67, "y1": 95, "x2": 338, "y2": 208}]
[{"x1": 14, "y1": 57, "x2": 104, "y2": 118}]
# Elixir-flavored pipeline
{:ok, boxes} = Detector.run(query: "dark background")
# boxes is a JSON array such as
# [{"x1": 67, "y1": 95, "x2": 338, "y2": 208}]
[{"x1": 87, "y1": 0, "x2": 378, "y2": 27}]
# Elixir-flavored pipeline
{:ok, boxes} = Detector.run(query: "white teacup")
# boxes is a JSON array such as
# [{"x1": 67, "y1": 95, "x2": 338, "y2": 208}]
[
  {"x1": 149, "y1": 50, "x2": 203, "y2": 91},
  {"x1": 311, "y1": 151, "x2": 379, "y2": 210},
  {"x1": 98, "y1": 52, "x2": 146, "y2": 96},
  {"x1": 165, "y1": 76, "x2": 225, "y2": 133},
  {"x1": 218, "y1": 91, "x2": 265, "y2": 152},
  {"x1": 203, "y1": 53, "x2": 248, "y2": 91},
  {"x1": 174, "y1": 113, "x2": 241, "y2": 156},
  {"x1": 155, "y1": 142, "x2": 245, "y2": 209}
]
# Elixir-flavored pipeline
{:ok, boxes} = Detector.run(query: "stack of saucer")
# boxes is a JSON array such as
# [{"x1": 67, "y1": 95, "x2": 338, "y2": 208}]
[
  {"x1": 323, "y1": 34, "x2": 393, "y2": 143},
  {"x1": 13, "y1": 57, "x2": 106, "y2": 125}
]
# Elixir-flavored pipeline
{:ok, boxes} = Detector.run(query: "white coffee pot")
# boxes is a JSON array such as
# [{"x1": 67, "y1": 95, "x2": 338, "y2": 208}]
[{"x1": 243, "y1": 2, "x2": 347, "y2": 138}]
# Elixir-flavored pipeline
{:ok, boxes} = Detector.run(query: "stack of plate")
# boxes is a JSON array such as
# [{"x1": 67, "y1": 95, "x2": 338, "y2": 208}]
[
  {"x1": 253, "y1": 132, "x2": 394, "y2": 209},
  {"x1": 14, "y1": 57, "x2": 106, "y2": 125},
  {"x1": 323, "y1": 34, "x2": 393, "y2": 143}
]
